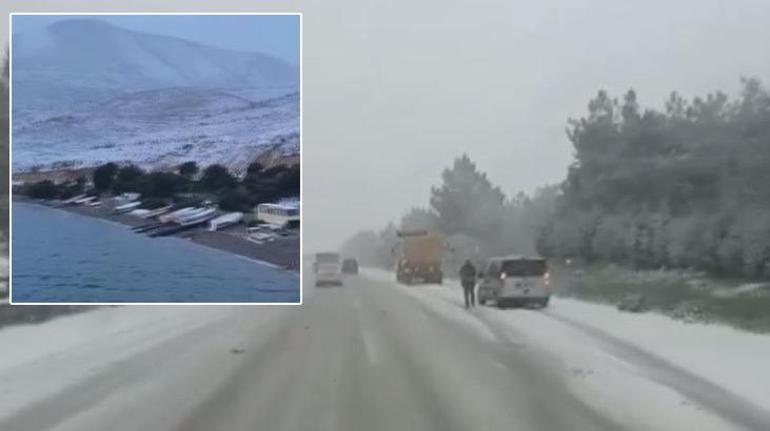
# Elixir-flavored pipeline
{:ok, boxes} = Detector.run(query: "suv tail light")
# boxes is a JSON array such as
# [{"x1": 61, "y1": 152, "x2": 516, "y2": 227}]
[{"x1": 544, "y1": 271, "x2": 551, "y2": 288}]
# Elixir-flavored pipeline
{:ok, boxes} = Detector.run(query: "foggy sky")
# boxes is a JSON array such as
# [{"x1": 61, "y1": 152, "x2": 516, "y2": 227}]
[{"x1": 3, "y1": 0, "x2": 770, "y2": 251}]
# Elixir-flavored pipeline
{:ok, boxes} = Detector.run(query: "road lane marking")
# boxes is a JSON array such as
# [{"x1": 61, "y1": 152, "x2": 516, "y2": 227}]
[{"x1": 361, "y1": 326, "x2": 380, "y2": 365}]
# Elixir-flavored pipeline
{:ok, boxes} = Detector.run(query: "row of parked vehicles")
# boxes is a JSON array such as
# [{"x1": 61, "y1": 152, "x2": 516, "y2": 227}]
[{"x1": 392, "y1": 230, "x2": 550, "y2": 308}]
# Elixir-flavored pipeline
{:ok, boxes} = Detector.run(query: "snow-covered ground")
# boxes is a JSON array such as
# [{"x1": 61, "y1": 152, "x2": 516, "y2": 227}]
[
  {"x1": 0, "y1": 306, "x2": 286, "y2": 423},
  {"x1": 364, "y1": 268, "x2": 770, "y2": 431},
  {"x1": 3, "y1": 271, "x2": 768, "y2": 430},
  {"x1": 544, "y1": 298, "x2": 770, "y2": 406}
]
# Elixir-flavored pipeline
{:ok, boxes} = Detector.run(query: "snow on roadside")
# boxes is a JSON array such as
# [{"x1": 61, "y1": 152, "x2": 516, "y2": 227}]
[
  {"x1": 549, "y1": 298, "x2": 770, "y2": 410},
  {"x1": 478, "y1": 303, "x2": 747, "y2": 431},
  {"x1": 0, "y1": 306, "x2": 238, "y2": 421},
  {"x1": 713, "y1": 283, "x2": 770, "y2": 297},
  {"x1": 363, "y1": 269, "x2": 753, "y2": 431}
]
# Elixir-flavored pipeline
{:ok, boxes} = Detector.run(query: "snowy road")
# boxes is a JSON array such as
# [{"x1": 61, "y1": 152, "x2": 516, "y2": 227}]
[{"x1": 0, "y1": 270, "x2": 768, "y2": 431}]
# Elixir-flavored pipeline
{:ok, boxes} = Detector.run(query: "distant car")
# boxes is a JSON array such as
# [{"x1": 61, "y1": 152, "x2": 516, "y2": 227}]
[
  {"x1": 477, "y1": 256, "x2": 550, "y2": 308},
  {"x1": 314, "y1": 252, "x2": 343, "y2": 286},
  {"x1": 341, "y1": 258, "x2": 359, "y2": 275}
]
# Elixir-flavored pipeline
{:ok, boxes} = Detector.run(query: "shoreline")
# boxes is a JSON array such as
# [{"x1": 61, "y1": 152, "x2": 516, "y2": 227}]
[{"x1": 12, "y1": 197, "x2": 300, "y2": 273}]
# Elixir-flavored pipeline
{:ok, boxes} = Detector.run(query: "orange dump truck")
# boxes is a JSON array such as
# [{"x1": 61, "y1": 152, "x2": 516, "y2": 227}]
[{"x1": 395, "y1": 230, "x2": 445, "y2": 284}]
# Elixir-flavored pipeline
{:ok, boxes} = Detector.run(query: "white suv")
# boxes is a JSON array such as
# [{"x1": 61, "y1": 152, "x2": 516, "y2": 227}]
[{"x1": 477, "y1": 256, "x2": 550, "y2": 308}]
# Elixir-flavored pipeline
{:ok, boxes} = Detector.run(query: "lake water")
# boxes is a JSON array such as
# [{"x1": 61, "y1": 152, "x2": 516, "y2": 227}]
[{"x1": 11, "y1": 203, "x2": 300, "y2": 303}]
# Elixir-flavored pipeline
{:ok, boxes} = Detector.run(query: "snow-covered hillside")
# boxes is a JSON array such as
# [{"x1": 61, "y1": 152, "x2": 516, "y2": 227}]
[
  {"x1": 11, "y1": 19, "x2": 300, "y2": 172},
  {"x1": 12, "y1": 88, "x2": 299, "y2": 172}
]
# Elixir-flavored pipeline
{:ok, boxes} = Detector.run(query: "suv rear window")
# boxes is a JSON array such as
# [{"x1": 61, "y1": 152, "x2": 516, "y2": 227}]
[{"x1": 501, "y1": 259, "x2": 547, "y2": 276}]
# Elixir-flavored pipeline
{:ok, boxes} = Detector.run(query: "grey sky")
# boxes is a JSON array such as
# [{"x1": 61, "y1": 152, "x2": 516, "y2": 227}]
[{"x1": 3, "y1": 1, "x2": 770, "y2": 250}]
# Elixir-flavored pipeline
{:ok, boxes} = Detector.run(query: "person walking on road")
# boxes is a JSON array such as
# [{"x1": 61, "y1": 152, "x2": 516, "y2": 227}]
[{"x1": 459, "y1": 260, "x2": 477, "y2": 309}]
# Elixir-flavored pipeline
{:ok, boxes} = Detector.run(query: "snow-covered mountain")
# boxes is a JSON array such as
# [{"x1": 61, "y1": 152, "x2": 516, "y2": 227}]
[
  {"x1": 12, "y1": 19, "x2": 299, "y2": 172},
  {"x1": 13, "y1": 19, "x2": 298, "y2": 102}
]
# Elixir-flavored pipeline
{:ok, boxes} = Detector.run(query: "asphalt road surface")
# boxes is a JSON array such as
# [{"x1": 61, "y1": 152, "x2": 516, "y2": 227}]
[{"x1": 1, "y1": 271, "x2": 766, "y2": 431}]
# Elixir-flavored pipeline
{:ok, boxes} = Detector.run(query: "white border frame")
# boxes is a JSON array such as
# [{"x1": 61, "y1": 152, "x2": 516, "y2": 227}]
[{"x1": 8, "y1": 12, "x2": 303, "y2": 306}]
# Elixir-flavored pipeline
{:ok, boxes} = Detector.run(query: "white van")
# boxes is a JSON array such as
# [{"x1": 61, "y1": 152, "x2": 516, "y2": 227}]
[
  {"x1": 477, "y1": 256, "x2": 550, "y2": 308},
  {"x1": 314, "y1": 252, "x2": 343, "y2": 287}
]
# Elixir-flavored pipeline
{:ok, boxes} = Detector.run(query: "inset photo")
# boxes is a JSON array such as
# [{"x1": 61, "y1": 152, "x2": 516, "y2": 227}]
[{"x1": 10, "y1": 13, "x2": 301, "y2": 304}]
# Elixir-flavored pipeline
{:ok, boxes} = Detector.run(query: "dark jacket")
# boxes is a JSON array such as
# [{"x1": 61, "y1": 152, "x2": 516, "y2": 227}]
[{"x1": 459, "y1": 262, "x2": 477, "y2": 284}]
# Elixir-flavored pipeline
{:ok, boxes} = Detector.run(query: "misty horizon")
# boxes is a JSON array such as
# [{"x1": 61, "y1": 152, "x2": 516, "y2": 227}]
[{"x1": 2, "y1": 1, "x2": 770, "y2": 250}]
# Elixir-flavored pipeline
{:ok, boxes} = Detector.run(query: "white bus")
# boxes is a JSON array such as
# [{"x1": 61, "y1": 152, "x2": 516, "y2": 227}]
[{"x1": 255, "y1": 203, "x2": 300, "y2": 228}]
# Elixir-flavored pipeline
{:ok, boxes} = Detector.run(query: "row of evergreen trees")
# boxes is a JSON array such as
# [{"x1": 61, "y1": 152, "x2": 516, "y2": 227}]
[
  {"x1": 540, "y1": 78, "x2": 770, "y2": 278},
  {"x1": 343, "y1": 78, "x2": 770, "y2": 280},
  {"x1": 25, "y1": 160, "x2": 300, "y2": 213},
  {"x1": 341, "y1": 155, "x2": 558, "y2": 272}
]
